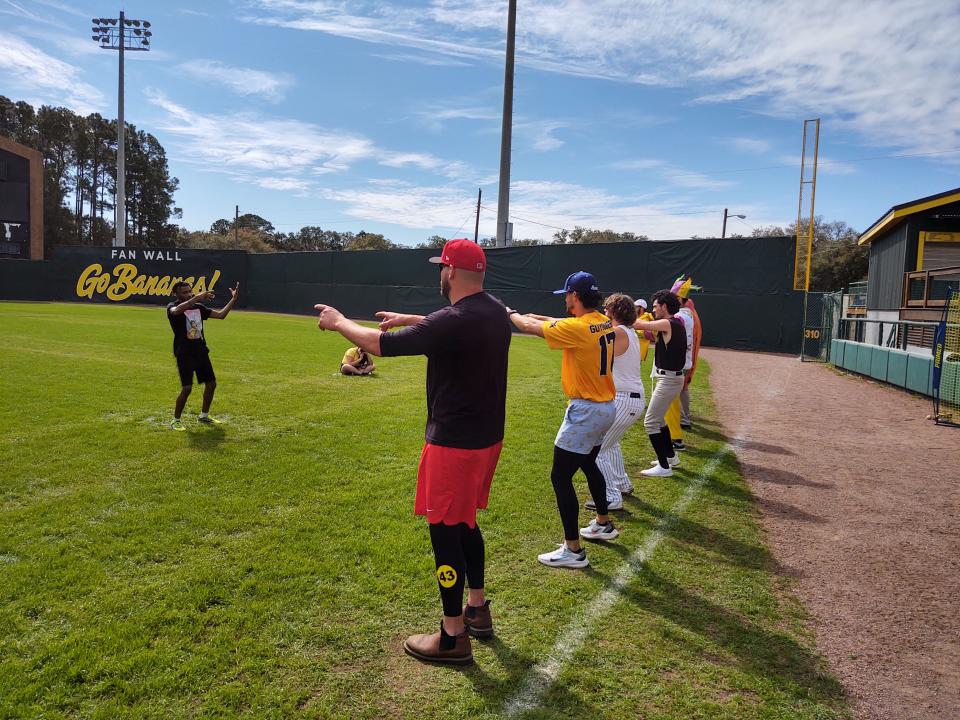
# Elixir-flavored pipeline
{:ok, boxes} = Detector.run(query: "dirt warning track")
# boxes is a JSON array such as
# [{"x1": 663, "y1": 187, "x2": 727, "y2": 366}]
[{"x1": 704, "y1": 348, "x2": 959, "y2": 720}]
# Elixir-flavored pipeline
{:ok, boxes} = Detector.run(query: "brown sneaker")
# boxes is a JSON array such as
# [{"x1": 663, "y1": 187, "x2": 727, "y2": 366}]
[
  {"x1": 463, "y1": 600, "x2": 493, "y2": 639},
  {"x1": 402, "y1": 624, "x2": 473, "y2": 666}
]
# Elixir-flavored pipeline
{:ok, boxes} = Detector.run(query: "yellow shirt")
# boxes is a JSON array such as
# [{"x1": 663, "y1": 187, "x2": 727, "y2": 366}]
[
  {"x1": 542, "y1": 311, "x2": 616, "y2": 402},
  {"x1": 341, "y1": 347, "x2": 365, "y2": 366},
  {"x1": 637, "y1": 311, "x2": 654, "y2": 362}
]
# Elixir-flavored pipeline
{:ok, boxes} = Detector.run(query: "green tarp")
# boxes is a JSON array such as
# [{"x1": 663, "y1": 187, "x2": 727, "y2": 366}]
[{"x1": 0, "y1": 236, "x2": 805, "y2": 352}]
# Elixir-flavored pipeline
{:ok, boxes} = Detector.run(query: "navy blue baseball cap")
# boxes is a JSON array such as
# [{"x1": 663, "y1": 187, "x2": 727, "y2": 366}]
[{"x1": 553, "y1": 270, "x2": 599, "y2": 295}]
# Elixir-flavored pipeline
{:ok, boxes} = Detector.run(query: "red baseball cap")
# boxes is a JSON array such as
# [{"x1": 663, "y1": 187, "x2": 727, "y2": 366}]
[{"x1": 428, "y1": 238, "x2": 487, "y2": 272}]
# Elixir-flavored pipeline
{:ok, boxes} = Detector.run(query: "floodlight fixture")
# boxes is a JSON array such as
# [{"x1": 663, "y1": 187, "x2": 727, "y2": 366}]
[{"x1": 143, "y1": 21, "x2": 151, "y2": 28}]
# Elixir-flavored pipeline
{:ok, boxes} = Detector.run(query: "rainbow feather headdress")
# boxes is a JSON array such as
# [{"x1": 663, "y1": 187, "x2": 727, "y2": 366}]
[{"x1": 670, "y1": 274, "x2": 702, "y2": 299}]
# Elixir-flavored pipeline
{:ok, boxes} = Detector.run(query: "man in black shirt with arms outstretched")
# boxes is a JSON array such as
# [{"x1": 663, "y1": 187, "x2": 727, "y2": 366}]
[
  {"x1": 166, "y1": 280, "x2": 239, "y2": 431},
  {"x1": 315, "y1": 239, "x2": 511, "y2": 666}
]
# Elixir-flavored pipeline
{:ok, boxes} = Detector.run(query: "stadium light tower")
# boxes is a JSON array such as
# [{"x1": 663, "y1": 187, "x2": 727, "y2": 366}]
[{"x1": 91, "y1": 12, "x2": 152, "y2": 248}]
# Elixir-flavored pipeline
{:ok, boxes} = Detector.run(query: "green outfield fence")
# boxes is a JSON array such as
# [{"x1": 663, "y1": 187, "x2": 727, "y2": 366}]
[{"x1": 0, "y1": 236, "x2": 809, "y2": 353}]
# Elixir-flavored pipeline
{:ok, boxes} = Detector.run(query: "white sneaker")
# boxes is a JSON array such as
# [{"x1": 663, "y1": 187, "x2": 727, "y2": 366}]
[
  {"x1": 537, "y1": 543, "x2": 589, "y2": 569},
  {"x1": 641, "y1": 464, "x2": 673, "y2": 477},
  {"x1": 584, "y1": 498, "x2": 623, "y2": 511},
  {"x1": 579, "y1": 519, "x2": 620, "y2": 542},
  {"x1": 650, "y1": 455, "x2": 680, "y2": 467}
]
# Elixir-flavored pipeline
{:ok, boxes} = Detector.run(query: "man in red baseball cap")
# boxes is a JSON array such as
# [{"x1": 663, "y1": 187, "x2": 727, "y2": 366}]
[{"x1": 314, "y1": 238, "x2": 511, "y2": 665}]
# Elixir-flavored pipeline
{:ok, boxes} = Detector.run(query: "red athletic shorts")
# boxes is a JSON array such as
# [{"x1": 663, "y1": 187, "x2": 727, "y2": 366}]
[{"x1": 415, "y1": 441, "x2": 503, "y2": 527}]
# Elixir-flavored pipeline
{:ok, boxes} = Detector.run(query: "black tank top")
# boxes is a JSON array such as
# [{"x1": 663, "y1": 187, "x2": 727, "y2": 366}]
[{"x1": 654, "y1": 317, "x2": 687, "y2": 371}]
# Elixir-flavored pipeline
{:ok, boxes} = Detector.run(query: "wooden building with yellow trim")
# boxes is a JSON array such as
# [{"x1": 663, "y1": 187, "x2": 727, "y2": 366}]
[{"x1": 858, "y1": 188, "x2": 960, "y2": 343}]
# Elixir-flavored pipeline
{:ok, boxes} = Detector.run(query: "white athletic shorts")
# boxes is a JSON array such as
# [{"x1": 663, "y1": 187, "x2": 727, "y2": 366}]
[{"x1": 555, "y1": 398, "x2": 617, "y2": 455}]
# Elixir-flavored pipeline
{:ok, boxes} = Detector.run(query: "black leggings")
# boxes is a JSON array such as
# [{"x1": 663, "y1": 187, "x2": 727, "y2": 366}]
[
  {"x1": 551, "y1": 444, "x2": 608, "y2": 541},
  {"x1": 428, "y1": 522, "x2": 485, "y2": 618}
]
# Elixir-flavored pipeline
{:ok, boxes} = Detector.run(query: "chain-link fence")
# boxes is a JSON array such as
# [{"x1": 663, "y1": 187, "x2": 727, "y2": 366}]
[{"x1": 801, "y1": 291, "x2": 840, "y2": 362}]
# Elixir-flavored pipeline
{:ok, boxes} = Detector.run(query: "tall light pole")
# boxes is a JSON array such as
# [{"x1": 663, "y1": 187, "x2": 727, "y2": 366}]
[
  {"x1": 91, "y1": 13, "x2": 152, "y2": 248},
  {"x1": 495, "y1": 0, "x2": 517, "y2": 247},
  {"x1": 721, "y1": 208, "x2": 746, "y2": 238}
]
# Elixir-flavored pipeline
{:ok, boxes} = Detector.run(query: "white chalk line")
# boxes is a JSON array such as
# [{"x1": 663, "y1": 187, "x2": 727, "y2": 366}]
[
  {"x1": 504, "y1": 362, "x2": 792, "y2": 717},
  {"x1": 503, "y1": 448, "x2": 730, "y2": 716}
]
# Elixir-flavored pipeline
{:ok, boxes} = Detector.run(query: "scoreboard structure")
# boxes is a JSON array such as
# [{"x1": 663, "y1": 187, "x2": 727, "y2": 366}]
[{"x1": 0, "y1": 135, "x2": 43, "y2": 261}]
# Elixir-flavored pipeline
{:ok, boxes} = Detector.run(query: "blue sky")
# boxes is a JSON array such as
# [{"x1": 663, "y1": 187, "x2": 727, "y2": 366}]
[{"x1": 2, "y1": 0, "x2": 959, "y2": 245}]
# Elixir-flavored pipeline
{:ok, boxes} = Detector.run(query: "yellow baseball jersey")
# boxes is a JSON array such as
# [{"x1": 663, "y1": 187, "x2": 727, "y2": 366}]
[{"x1": 542, "y1": 311, "x2": 616, "y2": 402}]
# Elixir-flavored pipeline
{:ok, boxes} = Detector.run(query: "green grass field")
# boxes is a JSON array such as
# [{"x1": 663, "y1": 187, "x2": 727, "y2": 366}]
[{"x1": 0, "y1": 302, "x2": 848, "y2": 720}]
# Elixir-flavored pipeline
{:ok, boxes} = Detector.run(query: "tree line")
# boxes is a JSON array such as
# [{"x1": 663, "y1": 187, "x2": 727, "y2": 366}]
[
  {"x1": 0, "y1": 96, "x2": 180, "y2": 252},
  {"x1": 745, "y1": 217, "x2": 867, "y2": 292},
  {"x1": 183, "y1": 218, "x2": 651, "y2": 253}
]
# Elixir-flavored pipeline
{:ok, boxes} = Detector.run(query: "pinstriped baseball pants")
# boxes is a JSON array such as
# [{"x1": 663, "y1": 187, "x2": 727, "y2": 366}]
[{"x1": 596, "y1": 391, "x2": 645, "y2": 504}]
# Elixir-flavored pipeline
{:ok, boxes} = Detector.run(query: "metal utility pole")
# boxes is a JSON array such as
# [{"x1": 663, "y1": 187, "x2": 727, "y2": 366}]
[
  {"x1": 721, "y1": 208, "x2": 745, "y2": 238},
  {"x1": 495, "y1": 0, "x2": 517, "y2": 248},
  {"x1": 91, "y1": 12, "x2": 152, "y2": 248},
  {"x1": 117, "y1": 11, "x2": 124, "y2": 248},
  {"x1": 235, "y1": 205, "x2": 240, "y2": 249},
  {"x1": 474, "y1": 188, "x2": 482, "y2": 243}
]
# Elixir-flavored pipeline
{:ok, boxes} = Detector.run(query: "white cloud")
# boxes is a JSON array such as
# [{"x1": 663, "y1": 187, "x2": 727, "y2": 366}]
[
  {"x1": 378, "y1": 151, "x2": 470, "y2": 178},
  {"x1": 414, "y1": 102, "x2": 501, "y2": 132},
  {"x1": 516, "y1": 120, "x2": 567, "y2": 152},
  {"x1": 147, "y1": 90, "x2": 377, "y2": 182},
  {"x1": 0, "y1": 32, "x2": 103, "y2": 112},
  {"x1": 29, "y1": 0, "x2": 86, "y2": 17},
  {"x1": 147, "y1": 91, "x2": 482, "y2": 198},
  {"x1": 178, "y1": 60, "x2": 293, "y2": 101},
  {"x1": 371, "y1": 52, "x2": 470, "y2": 68},
  {"x1": 730, "y1": 137, "x2": 771, "y2": 154},
  {"x1": 321, "y1": 181, "x2": 481, "y2": 234},
  {"x1": 610, "y1": 158, "x2": 733, "y2": 190},
  {"x1": 777, "y1": 154, "x2": 857, "y2": 176},
  {"x1": 257, "y1": 177, "x2": 311, "y2": 192},
  {"x1": 320, "y1": 176, "x2": 774, "y2": 242},
  {"x1": 247, "y1": 0, "x2": 960, "y2": 157}
]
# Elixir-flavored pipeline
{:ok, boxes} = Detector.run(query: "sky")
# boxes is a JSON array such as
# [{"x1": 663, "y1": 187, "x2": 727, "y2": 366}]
[{"x1": 2, "y1": 0, "x2": 959, "y2": 246}]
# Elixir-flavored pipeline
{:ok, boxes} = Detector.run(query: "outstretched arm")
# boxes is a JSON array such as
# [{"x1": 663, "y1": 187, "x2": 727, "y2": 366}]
[
  {"x1": 507, "y1": 309, "x2": 546, "y2": 338},
  {"x1": 169, "y1": 291, "x2": 213, "y2": 316},
  {"x1": 634, "y1": 317, "x2": 672, "y2": 333},
  {"x1": 210, "y1": 283, "x2": 240, "y2": 319},
  {"x1": 524, "y1": 313, "x2": 562, "y2": 322},
  {"x1": 375, "y1": 311, "x2": 425, "y2": 331},
  {"x1": 315, "y1": 304, "x2": 382, "y2": 355}
]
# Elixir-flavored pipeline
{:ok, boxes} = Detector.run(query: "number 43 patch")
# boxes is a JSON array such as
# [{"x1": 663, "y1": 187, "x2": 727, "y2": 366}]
[{"x1": 436, "y1": 565, "x2": 458, "y2": 588}]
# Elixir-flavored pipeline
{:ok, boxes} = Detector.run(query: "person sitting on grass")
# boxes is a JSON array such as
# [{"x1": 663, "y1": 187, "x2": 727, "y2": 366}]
[{"x1": 340, "y1": 345, "x2": 376, "y2": 376}]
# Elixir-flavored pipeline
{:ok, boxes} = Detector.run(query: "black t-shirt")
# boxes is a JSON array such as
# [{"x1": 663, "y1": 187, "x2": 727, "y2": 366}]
[
  {"x1": 379, "y1": 292, "x2": 511, "y2": 449},
  {"x1": 654, "y1": 316, "x2": 687, "y2": 371},
  {"x1": 166, "y1": 302, "x2": 212, "y2": 356}
]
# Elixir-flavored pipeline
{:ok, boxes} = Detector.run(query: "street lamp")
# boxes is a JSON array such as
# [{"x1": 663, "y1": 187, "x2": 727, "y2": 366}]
[
  {"x1": 91, "y1": 12, "x2": 152, "y2": 248},
  {"x1": 721, "y1": 208, "x2": 746, "y2": 239}
]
